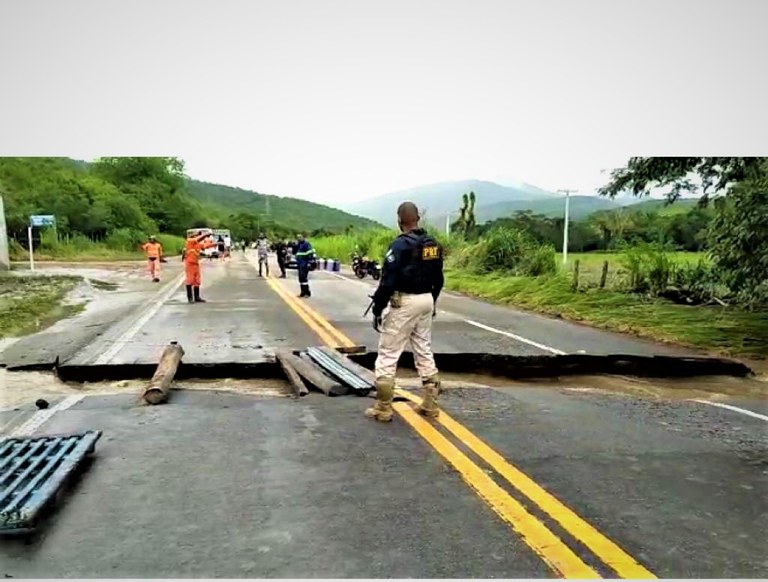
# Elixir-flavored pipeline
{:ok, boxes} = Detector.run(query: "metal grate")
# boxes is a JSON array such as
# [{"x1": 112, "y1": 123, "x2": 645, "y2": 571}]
[
  {"x1": 305, "y1": 347, "x2": 373, "y2": 392},
  {"x1": 0, "y1": 430, "x2": 102, "y2": 534}
]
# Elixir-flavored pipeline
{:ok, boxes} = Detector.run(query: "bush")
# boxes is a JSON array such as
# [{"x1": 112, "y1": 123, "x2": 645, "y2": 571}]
[
  {"x1": 8, "y1": 238, "x2": 26, "y2": 261},
  {"x1": 460, "y1": 227, "x2": 557, "y2": 276},
  {"x1": 156, "y1": 234, "x2": 185, "y2": 256},
  {"x1": 620, "y1": 243, "x2": 676, "y2": 295},
  {"x1": 521, "y1": 244, "x2": 558, "y2": 276},
  {"x1": 105, "y1": 228, "x2": 145, "y2": 251}
]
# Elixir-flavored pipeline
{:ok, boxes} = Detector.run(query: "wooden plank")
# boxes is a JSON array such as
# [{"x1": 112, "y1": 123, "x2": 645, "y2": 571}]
[
  {"x1": 275, "y1": 349, "x2": 309, "y2": 397},
  {"x1": 142, "y1": 342, "x2": 185, "y2": 405},
  {"x1": 289, "y1": 352, "x2": 347, "y2": 396},
  {"x1": 335, "y1": 345, "x2": 368, "y2": 356}
]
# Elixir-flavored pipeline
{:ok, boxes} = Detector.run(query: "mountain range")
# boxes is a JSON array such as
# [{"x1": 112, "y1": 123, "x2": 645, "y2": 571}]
[{"x1": 342, "y1": 179, "x2": 642, "y2": 228}]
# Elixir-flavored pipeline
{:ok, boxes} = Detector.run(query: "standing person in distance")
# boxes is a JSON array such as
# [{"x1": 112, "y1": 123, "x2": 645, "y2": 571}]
[
  {"x1": 224, "y1": 233, "x2": 232, "y2": 260},
  {"x1": 275, "y1": 239, "x2": 288, "y2": 278},
  {"x1": 142, "y1": 235, "x2": 163, "y2": 283},
  {"x1": 256, "y1": 232, "x2": 270, "y2": 277},
  {"x1": 366, "y1": 201, "x2": 444, "y2": 423},
  {"x1": 216, "y1": 235, "x2": 226, "y2": 261},
  {"x1": 295, "y1": 233, "x2": 315, "y2": 298}
]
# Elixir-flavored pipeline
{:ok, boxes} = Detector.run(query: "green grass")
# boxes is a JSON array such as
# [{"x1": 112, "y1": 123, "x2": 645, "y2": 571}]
[
  {"x1": 8, "y1": 232, "x2": 186, "y2": 263},
  {"x1": 313, "y1": 230, "x2": 398, "y2": 262},
  {"x1": 562, "y1": 251, "x2": 708, "y2": 287},
  {"x1": 0, "y1": 274, "x2": 83, "y2": 338},
  {"x1": 446, "y1": 270, "x2": 768, "y2": 359}
]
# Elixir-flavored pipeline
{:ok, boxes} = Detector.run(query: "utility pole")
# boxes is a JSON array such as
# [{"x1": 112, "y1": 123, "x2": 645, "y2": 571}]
[{"x1": 557, "y1": 189, "x2": 577, "y2": 265}]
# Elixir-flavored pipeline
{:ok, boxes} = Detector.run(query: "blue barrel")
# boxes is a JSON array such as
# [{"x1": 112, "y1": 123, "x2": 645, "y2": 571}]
[{"x1": 333, "y1": 260, "x2": 341, "y2": 272}]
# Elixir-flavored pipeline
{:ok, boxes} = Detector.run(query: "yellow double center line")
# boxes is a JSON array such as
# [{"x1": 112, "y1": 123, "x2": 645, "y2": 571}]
[{"x1": 261, "y1": 265, "x2": 655, "y2": 579}]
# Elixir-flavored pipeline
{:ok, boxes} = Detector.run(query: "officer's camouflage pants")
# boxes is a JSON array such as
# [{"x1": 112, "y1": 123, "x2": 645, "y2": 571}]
[{"x1": 374, "y1": 292, "x2": 438, "y2": 380}]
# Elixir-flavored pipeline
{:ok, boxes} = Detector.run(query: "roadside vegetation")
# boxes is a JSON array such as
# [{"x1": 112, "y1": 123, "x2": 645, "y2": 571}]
[
  {"x1": 0, "y1": 157, "x2": 377, "y2": 262},
  {"x1": 314, "y1": 158, "x2": 768, "y2": 358},
  {"x1": 8, "y1": 230, "x2": 186, "y2": 262},
  {"x1": 0, "y1": 274, "x2": 82, "y2": 338}
]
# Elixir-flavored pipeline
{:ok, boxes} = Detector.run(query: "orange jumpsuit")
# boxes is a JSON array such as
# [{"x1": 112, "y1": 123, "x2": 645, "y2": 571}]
[
  {"x1": 142, "y1": 241, "x2": 163, "y2": 279},
  {"x1": 184, "y1": 235, "x2": 213, "y2": 286}
]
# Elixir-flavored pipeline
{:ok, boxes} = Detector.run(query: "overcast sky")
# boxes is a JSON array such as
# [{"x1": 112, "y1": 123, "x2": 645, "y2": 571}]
[{"x1": 1, "y1": 0, "x2": 766, "y2": 204}]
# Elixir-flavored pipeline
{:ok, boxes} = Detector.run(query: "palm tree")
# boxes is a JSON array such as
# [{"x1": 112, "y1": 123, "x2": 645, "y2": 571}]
[{"x1": 465, "y1": 191, "x2": 477, "y2": 237}]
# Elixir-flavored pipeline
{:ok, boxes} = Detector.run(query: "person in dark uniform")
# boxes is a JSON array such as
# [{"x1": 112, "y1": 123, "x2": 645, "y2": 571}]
[
  {"x1": 295, "y1": 234, "x2": 315, "y2": 297},
  {"x1": 366, "y1": 201, "x2": 444, "y2": 423},
  {"x1": 275, "y1": 239, "x2": 288, "y2": 278}
]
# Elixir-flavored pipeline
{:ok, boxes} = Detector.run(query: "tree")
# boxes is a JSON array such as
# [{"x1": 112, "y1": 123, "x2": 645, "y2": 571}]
[
  {"x1": 599, "y1": 157, "x2": 767, "y2": 202},
  {"x1": 92, "y1": 157, "x2": 204, "y2": 233},
  {"x1": 465, "y1": 191, "x2": 477, "y2": 237},
  {"x1": 601, "y1": 156, "x2": 768, "y2": 305},
  {"x1": 451, "y1": 192, "x2": 478, "y2": 239},
  {"x1": 708, "y1": 177, "x2": 768, "y2": 303}
]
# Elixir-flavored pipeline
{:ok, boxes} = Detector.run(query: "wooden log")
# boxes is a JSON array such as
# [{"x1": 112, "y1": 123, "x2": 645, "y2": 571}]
[
  {"x1": 599, "y1": 260, "x2": 609, "y2": 289},
  {"x1": 275, "y1": 349, "x2": 309, "y2": 397},
  {"x1": 317, "y1": 346, "x2": 375, "y2": 385},
  {"x1": 142, "y1": 342, "x2": 184, "y2": 405},
  {"x1": 290, "y1": 352, "x2": 347, "y2": 396}
]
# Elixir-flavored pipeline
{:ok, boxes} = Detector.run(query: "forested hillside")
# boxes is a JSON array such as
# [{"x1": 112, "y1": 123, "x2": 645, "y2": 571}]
[
  {"x1": 0, "y1": 158, "x2": 378, "y2": 249},
  {"x1": 185, "y1": 179, "x2": 379, "y2": 234}
]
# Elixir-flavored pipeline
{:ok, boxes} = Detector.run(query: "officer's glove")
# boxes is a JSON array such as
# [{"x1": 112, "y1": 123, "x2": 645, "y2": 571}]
[{"x1": 372, "y1": 309, "x2": 383, "y2": 333}]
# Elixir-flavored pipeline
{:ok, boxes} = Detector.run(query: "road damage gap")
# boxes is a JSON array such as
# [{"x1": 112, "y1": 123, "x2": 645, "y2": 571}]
[{"x1": 42, "y1": 351, "x2": 753, "y2": 384}]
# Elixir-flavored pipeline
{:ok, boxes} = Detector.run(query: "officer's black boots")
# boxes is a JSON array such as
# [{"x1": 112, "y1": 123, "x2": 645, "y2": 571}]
[{"x1": 186, "y1": 285, "x2": 194, "y2": 304}]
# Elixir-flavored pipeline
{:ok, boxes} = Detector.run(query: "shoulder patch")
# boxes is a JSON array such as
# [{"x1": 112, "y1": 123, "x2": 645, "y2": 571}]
[{"x1": 385, "y1": 249, "x2": 396, "y2": 263}]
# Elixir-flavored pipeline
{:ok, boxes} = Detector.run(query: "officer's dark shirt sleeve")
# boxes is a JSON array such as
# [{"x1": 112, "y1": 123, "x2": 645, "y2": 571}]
[{"x1": 372, "y1": 240, "x2": 401, "y2": 316}]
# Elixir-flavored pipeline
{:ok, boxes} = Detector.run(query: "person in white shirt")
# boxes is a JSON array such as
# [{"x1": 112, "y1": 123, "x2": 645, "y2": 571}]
[
  {"x1": 257, "y1": 233, "x2": 270, "y2": 277},
  {"x1": 223, "y1": 235, "x2": 232, "y2": 259}
]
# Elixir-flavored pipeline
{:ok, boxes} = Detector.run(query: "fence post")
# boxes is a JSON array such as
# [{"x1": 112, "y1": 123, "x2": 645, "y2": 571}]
[
  {"x1": 599, "y1": 260, "x2": 609, "y2": 289},
  {"x1": 571, "y1": 259, "x2": 580, "y2": 291}
]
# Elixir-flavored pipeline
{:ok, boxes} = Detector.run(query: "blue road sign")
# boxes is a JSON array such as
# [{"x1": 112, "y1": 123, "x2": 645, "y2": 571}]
[{"x1": 29, "y1": 215, "x2": 55, "y2": 227}]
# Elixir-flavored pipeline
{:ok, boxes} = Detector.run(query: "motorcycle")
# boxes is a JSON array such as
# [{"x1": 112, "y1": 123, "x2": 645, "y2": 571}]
[
  {"x1": 351, "y1": 252, "x2": 363, "y2": 272},
  {"x1": 354, "y1": 257, "x2": 381, "y2": 280}
]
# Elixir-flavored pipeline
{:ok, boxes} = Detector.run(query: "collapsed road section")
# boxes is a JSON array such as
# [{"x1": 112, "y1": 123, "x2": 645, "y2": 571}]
[{"x1": 48, "y1": 347, "x2": 754, "y2": 389}]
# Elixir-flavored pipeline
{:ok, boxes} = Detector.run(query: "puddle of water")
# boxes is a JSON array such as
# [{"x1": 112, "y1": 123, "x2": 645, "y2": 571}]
[{"x1": 1, "y1": 370, "x2": 292, "y2": 411}]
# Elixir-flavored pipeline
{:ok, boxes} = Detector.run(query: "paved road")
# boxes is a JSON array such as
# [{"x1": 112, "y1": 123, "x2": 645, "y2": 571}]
[{"x1": 1, "y1": 254, "x2": 766, "y2": 578}]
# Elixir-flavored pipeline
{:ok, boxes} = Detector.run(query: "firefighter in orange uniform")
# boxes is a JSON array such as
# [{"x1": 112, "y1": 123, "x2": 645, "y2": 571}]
[
  {"x1": 183, "y1": 231, "x2": 214, "y2": 303},
  {"x1": 142, "y1": 236, "x2": 163, "y2": 282}
]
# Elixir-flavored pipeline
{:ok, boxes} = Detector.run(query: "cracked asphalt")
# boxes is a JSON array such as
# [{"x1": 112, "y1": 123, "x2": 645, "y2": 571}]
[{"x1": 1, "y1": 254, "x2": 765, "y2": 578}]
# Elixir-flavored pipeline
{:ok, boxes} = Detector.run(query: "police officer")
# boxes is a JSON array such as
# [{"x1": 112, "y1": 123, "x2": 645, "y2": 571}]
[{"x1": 366, "y1": 201, "x2": 444, "y2": 423}]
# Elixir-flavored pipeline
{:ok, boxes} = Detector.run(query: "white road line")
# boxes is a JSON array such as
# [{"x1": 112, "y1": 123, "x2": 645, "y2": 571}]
[
  {"x1": 691, "y1": 399, "x2": 768, "y2": 422},
  {"x1": 464, "y1": 319, "x2": 566, "y2": 355},
  {"x1": 92, "y1": 273, "x2": 184, "y2": 365},
  {"x1": 2, "y1": 395, "x2": 85, "y2": 440}
]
